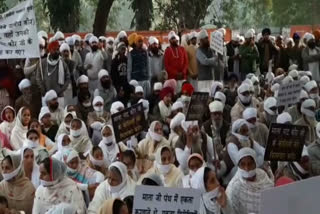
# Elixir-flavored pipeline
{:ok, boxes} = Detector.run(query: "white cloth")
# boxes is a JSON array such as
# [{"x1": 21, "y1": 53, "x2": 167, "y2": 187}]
[
  {"x1": 0, "y1": 106, "x2": 16, "y2": 140},
  {"x1": 21, "y1": 147, "x2": 41, "y2": 188},
  {"x1": 209, "y1": 101, "x2": 224, "y2": 113},
  {"x1": 170, "y1": 112, "x2": 185, "y2": 130},
  {"x1": 198, "y1": 80, "x2": 214, "y2": 93},
  {"x1": 277, "y1": 112, "x2": 292, "y2": 124},
  {"x1": 98, "y1": 69, "x2": 109, "y2": 80},
  {"x1": 47, "y1": 57, "x2": 65, "y2": 85},
  {"x1": 10, "y1": 108, "x2": 28, "y2": 150},
  {"x1": 98, "y1": 125, "x2": 119, "y2": 165},
  {"x1": 39, "y1": 106, "x2": 51, "y2": 121},
  {"x1": 158, "y1": 100, "x2": 171, "y2": 120},
  {"x1": 44, "y1": 90, "x2": 58, "y2": 103},
  {"x1": 77, "y1": 75, "x2": 89, "y2": 85},
  {"x1": 308, "y1": 49, "x2": 320, "y2": 82},
  {"x1": 52, "y1": 134, "x2": 69, "y2": 162},
  {"x1": 84, "y1": 50, "x2": 105, "y2": 81},
  {"x1": 18, "y1": 78, "x2": 31, "y2": 91}
]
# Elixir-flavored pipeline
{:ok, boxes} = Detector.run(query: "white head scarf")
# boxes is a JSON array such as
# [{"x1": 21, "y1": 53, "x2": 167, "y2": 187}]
[
  {"x1": 108, "y1": 161, "x2": 133, "y2": 198},
  {"x1": 98, "y1": 69, "x2": 109, "y2": 80},
  {"x1": 209, "y1": 101, "x2": 224, "y2": 113},
  {"x1": 276, "y1": 112, "x2": 292, "y2": 124},
  {"x1": 39, "y1": 106, "x2": 51, "y2": 121},
  {"x1": 110, "y1": 101, "x2": 125, "y2": 115},
  {"x1": 304, "y1": 80, "x2": 317, "y2": 93},
  {"x1": 21, "y1": 146, "x2": 40, "y2": 188},
  {"x1": 18, "y1": 79, "x2": 31, "y2": 92},
  {"x1": 214, "y1": 92, "x2": 226, "y2": 105},
  {"x1": 210, "y1": 82, "x2": 223, "y2": 97},
  {"x1": 264, "y1": 97, "x2": 277, "y2": 115},
  {"x1": 11, "y1": 107, "x2": 29, "y2": 150},
  {"x1": 99, "y1": 125, "x2": 119, "y2": 165},
  {"x1": 181, "y1": 120, "x2": 198, "y2": 132},
  {"x1": 242, "y1": 107, "x2": 257, "y2": 120},
  {"x1": 170, "y1": 112, "x2": 185, "y2": 130},
  {"x1": 301, "y1": 99, "x2": 316, "y2": 117},
  {"x1": 153, "y1": 82, "x2": 163, "y2": 91},
  {"x1": 237, "y1": 147, "x2": 257, "y2": 166}
]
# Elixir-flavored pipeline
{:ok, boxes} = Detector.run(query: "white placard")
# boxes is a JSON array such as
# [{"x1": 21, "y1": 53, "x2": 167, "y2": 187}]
[
  {"x1": 260, "y1": 176, "x2": 320, "y2": 214},
  {"x1": 210, "y1": 30, "x2": 224, "y2": 55},
  {"x1": 133, "y1": 185, "x2": 201, "y2": 214},
  {"x1": 0, "y1": 0, "x2": 39, "y2": 59},
  {"x1": 277, "y1": 80, "x2": 303, "y2": 106}
]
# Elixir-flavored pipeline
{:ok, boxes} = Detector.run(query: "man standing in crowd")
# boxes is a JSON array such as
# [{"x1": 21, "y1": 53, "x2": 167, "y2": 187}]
[
  {"x1": 302, "y1": 34, "x2": 320, "y2": 83},
  {"x1": 258, "y1": 28, "x2": 278, "y2": 74},
  {"x1": 185, "y1": 31, "x2": 198, "y2": 90},
  {"x1": 164, "y1": 31, "x2": 188, "y2": 92},
  {"x1": 226, "y1": 34, "x2": 240, "y2": 79},
  {"x1": 148, "y1": 36, "x2": 164, "y2": 87}
]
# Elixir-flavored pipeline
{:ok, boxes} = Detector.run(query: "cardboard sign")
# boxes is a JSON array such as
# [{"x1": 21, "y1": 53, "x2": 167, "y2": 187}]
[
  {"x1": 111, "y1": 103, "x2": 147, "y2": 142},
  {"x1": 210, "y1": 30, "x2": 224, "y2": 55},
  {"x1": 186, "y1": 92, "x2": 209, "y2": 123},
  {"x1": 0, "y1": 0, "x2": 40, "y2": 59},
  {"x1": 264, "y1": 123, "x2": 307, "y2": 161},
  {"x1": 261, "y1": 176, "x2": 320, "y2": 214},
  {"x1": 277, "y1": 80, "x2": 303, "y2": 107},
  {"x1": 133, "y1": 185, "x2": 201, "y2": 214}
]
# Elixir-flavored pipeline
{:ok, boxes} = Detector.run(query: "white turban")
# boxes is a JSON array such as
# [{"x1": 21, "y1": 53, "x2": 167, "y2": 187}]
[
  {"x1": 304, "y1": 80, "x2": 317, "y2": 92},
  {"x1": 301, "y1": 99, "x2": 316, "y2": 111},
  {"x1": 288, "y1": 70, "x2": 299, "y2": 79},
  {"x1": 138, "y1": 99, "x2": 149, "y2": 111},
  {"x1": 243, "y1": 107, "x2": 257, "y2": 120},
  {"x1": 117, "y1": 31, "x2": 127, "y2": 39},
  {"x1": 98, "y1": 69, "x2": 109, "y2": 80},
  {"x1": 48, "y1": 37, "x2": 55, "y2": 43},
  {"x1": 89, "y1": 36, "x2": 99, "y2": 44},
  {"x1": 306, "y1": 71, "x2": 312, "y2": 78},
  {"x1": 54, "y1": 31, "x2": 64, "y2": 40},
  {"x1": 65, "y1": 37, "x2": 74, "y2": 46},
  {"x1": 209, "y1": 101, "x2": 224, "y2": 113},
  {"x1": 197, "y1": 29, "x2": 209, "y2": 40},
  {"x1": 214, "y1": 91, "x2": 226, "y2": 105},
  {"x1": 218, "y1": 28, "x2": 226, "y2": 36},
  {"x1": 300, "y1": 89, "x2": 309, "y2": 100},
  {"x1": 264, "y1": 97, "x2": 277, "y2": 115},
  {"x1": 168, "y1": 31, "x2": 178, "y2": 40},
  {"x1": 232, "y1": 34, "x2": 240, "y2": 42},
  {"x1": 38, "y1": 106, "x2": 51, "y2": 121},
  {"x1": 172, "y1": 101, "x2": 184, "y2": 111},
  {"x1": 77, "y1": 75, "x2": 89, "y2": 85},
  {"x1": 59, "y1": 43, "x2": 70, "y2": 53},
  {"x1": 304, "y1": 33, "x2": 315, "y2": 43},
  {"x1": 288, "y1": 64, "x2": 298, "y2": 71},
  {"x1": 153, "y1": 82, "x2": 163, "y2": 91},
  {"x1": 148, "y1": 36, "x2": 159, "y2": 45},
  {"x1": 316, "y1": 122, "x2": 320, "y2": 138},
  {"x1": 135, "y1": 86, "x2": 144, "y2": 94},
  {"x1": 245, "y1": 30, "x2": 254, "y2": 39},
  {"x1": 170, "y1": 112, "x2": 185, "y2": 130},
  {"x1": 110, "y1": 101, "x2": 125, "y2": 115},
  {"x1": 129, "y1": 80, "x2": 139, "y2": 87},
  {"x1": 300, "y1": 76, "x2": 310, "y2": 85},
  {"x1": 276, "y1": 112, "x2": 292, "y2": 124},
  {"x1": 18, "y1": 78, "x2": 31, "y2": 91},
  {"x1": 271, "y1": 83, "x2": 280, "y2": 93},
  {"x1": 99, "y1": 36, "x2": 106, "y2": 41},
  {"x1": 189, "y1": 31, "x2": 197, "y2": 39},
  {"x1": 232, "y1": 119, "x2": 248, "y2": 133},
  {"x1": 251, "y1": 75, "x2": 259, "y2": 84},
  {"x1": 285, "y1": 38, "x2": 294, "y2": 46},
  {"x1": 38, "y1": 37, "x2": 45, "y2": 46},
  {"x1": 44, "y1": 90, "x2": 58, "y2": 102},
  {"x1": 237, "y1": 83, "x2": 250, "y2": 95},
  {"x1": 211, "y1": 81, "x2": 223, "y2": 97},
  {"x1": 93, "y1": 96, "x2": 104, "y2": 106},
  {"x1": 266, "y1": 71, "x2": 275, "y2": 84},
  {"x1": 106, "y1": 37, "x2": 114, "y2": 43},
  {"x1": 181, "y1": 120, "x2": 198, "y2": 132},
  {"x1": 72, "y1": 34, "x2": 81, "y2": 42},
  {"x1": 237, "y1": 147, "x2": 257, "y2": 166},
  {"x1": 38, "y1": 30, "x2": 48, "y2": 39},
  {"x1": 84, "y1": 33, "x2": 93, "y2": 42}
]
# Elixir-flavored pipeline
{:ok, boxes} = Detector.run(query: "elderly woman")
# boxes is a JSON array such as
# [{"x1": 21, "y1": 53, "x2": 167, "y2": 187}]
[
  {"x1": 32, "y1": 157, "x2": 86, "y2": 213},
  {"x1": 11, "y1": 107, "x2": 31, "y2": 150},
  {"x1": 69, "y1": 118, "x2": 92, "y2": 155},
  {"x1": 190, "y1": 166, "x2": 233, "y2": 214},
  {"x1": 21, "y1": 146, "x2": 40, "y2": 188},
  {"x1": 182, "y1": 153, "x2": 204, "y2": 188},
  {"x1": 87, "y1": 145, "x2": 108, "y2": 176},
  {"x1": 141, "y1": 145, "x2": 183, "y2": 188},
  {"x1": 88, "y1": 161, "x2": 136, "y2": 214},
  {"x1": 0, "y1": 153, "x2": 35, "y2": 214},
  {"x1": 226, "y1": 148, "x2": 274, "y2": 214},
  {"x1": 223, "y1": 119, "x2": 265, "y2": 184},
  {"x1": 52, "y1": 134, "x2": 72, "y2": 161},
  {"x1": 98, "y1": 198, "x2": 129, "y2": 214},
  {"x1": 55, "y1": 111, "x2": 77, "y2": 140},
  {"x1": 135, "y1": 121, "x2": 170, "y2": 173}
]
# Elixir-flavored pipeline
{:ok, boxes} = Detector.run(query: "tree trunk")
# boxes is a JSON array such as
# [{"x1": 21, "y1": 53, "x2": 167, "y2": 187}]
[
  {"x1": 135, "y1": 0, "x2": 153, "y2": 30},
  {"x1": 93, "y1": 0, "x2": 115, "y2": 37}
]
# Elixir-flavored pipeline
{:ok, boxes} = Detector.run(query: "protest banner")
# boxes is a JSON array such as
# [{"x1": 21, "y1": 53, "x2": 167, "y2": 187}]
[
  {"x1": 186, "y1": 92, "x2": 209, "y2": 123},
  {"x1": 133, "y1": 185, "x2": 201, "y2": 214},
  {"x1": 0, "y1": 0, "x2": 39, "y2": 59},
  {"x1": 276, "y1": 80, "x2": 303, "y2": 107},
  {"x1": 261, "y1": 176, "x2": 320, "y2": 214},
  {"x1": 264, "y1": 123, "x2": 307, "y2": 162},
  {"x1": 111, "y1": 103, "x2": 147, "y2": 143},
  {"x1": 210, "y1": 30, "x2": 224, "y2": 55}
]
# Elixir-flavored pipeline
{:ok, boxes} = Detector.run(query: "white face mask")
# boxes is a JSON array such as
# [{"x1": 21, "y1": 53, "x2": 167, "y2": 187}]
[
  {"x1": 67, "y1": 166, "x2": 78, "y2": 175},
  {"x1": 94, "y1": 106, "x2": 103, "y2": 112},
  {"x1": 26, "y1": 139, "x2": 39, "y2": 148},
  {"x1": 202, "y1": 186, "x2": 221, "y2": 213},
  {"x1": 302, "y1": 108, "x2": 315, "y2": 118},
  {"x1": 150, "y1": 131, "x2": 163, "y2": 142},
  {"x1": 82, "y1": 101, "x2": 92, "y2": 107},
  {"x1": 238, "y1": 167, "x2": 256, "y2": 179},
  {"x1": 310, "y1": 93, "x2": 320, "y2": 100},
  {"x1": 109, "y1": 181, "x2": 125, "y2": 193},
  {"x1": 247, "y1": 122, "x2": 256, "y2": 129},
  {"x1": 70, "y1": 129, "x2": 81, "y2": 138},
  {"x1": 238, "y1": 93, "x2": 252, "y2": 104},
  {"x1": 103, "y1": 136, "x2": 114, "y2": 146},
  {"x1": 2, "y1": 165, "x2": 21, "y2": 181},
  {"x1": 40, "y1": 179, "x2": 59, "y2": 187},
  {"x1": 157, "y1": 163, "x2": 171, "y2": 175},
  {"x1": 89, "y1": 154, "x2": 105, "y2": 167}
]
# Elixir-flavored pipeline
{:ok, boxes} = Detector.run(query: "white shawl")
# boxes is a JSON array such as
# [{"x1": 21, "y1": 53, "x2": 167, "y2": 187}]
[
  {"x1": 158, "y1": 100, "x2": 171, "y2": 120},
  {"x1": 98, "y1": 125, "x2": 119, "y2": 165},
  {"x1": 10, "y1": 108, "x2": 28, "y2": 150},
  {"x1": 0, "y1": 106, "x2": 16, "y2": 139},
  {"x1": 47, "y1": 56, "x2": 65, "y2": 85},
  {"x1": 21, "y1": 146, "x2": 41, "y2": 188}
]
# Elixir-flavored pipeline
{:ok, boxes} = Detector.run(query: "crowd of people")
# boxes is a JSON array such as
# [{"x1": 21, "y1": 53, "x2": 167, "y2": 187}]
[{"x1": 0, "y1": 26, "x2": 319, "y2": 214}]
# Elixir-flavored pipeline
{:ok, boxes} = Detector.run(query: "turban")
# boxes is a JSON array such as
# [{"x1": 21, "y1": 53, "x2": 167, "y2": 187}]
[
  {"x1": 84, "y1": 33, "x2": 93, "y2": 42},
  {"x1": 210, "y1": 81, "x2": 223, "y2": 97},
  {"x1": 189, "y1": 31, "x2": 197, "y2": 39},
  {"x1": 153, "y1": 82, "x2": 163, "y2": 91},
  {"x1": 93, "y1": 96, "x2": 104, "y2": 106},
  {"x1": 72, "y1": 34, "x2": 81, "y2": 42},
  {"x1": 251, "y1": 75, "x2": 259, "y2": 84},
  {"x1": 300, "y1": 76, "x2": 310, "y2": 85},
  {"x1": 38, "y1": 30, "x2": 48, "y2": 39},
  {"x1": 288, "y1": 64, "x2": 298, "y2": 71},
  {"x1": 135, "y1": 86, "x2": 144, "y2": 94},
  {"x1": 38, "y1": 37, "x2": 45, "y2": 46},
  {"x1": 44, "y1": 90, "x2": 58, "y2": 102},
  {"x1": 77, "y1": 75, "x2": 89, "y2": 85},
  {"x1": 138, "y1": 99, "x2": 149, "y2": 111},
  {"x1": 172, "y1": 101, "x2": 184, "y2": 111},
  {"x1": 65, "y1": 37, "x2": 74, "y2": 46},
  {"x1": 54, "y1": 31, "x2": 64, "y2": 40},
  {"x1": 160, "y1": 87, "x2": 174, "y2": 100},
  {"x1": 232, "y1": 34, "x2": 240, "y2": 42},
  {"x1": 110, "y1": 101, "x2": 125, "y2": 115},
  {"x1": 164, "y1": 79, "x2": 177, "y2": 93},
  {"x1": 243, "y1": 107, "x2": 257, "y2": 120},
  {"x1": 245, "y1": 30, "x2": 254, "y2": 39},
  {"x1": 209, "y1": 101, "x2": 223, "y2": 113},
  {"x1": 301, "y1": 99, "x2": 316, "y2": 110},
  {"x1": 128, "y1": 33, "x2": 137, "y2": 46},
  {"x1": 237, "y1": 83, "x2": 250, "y2": 95},
  {"x1": 18, "y1": 78, "x2": 31, "y2": 91},
  {"x1": 98, "y1": 69, "x2": 109, "y2": 80},
  {"x1": 262, "y1": 28, "x2": 271, "y2": 36},
  {"x1": 170, "y1": 112, "x2": 185, "y2": 130},
  {"x1": 285, "y1": 38, "x2": 294, "y2": 46},
  {"x1": 288, "y1": 70, "x2": 299, "y2": 79},
  {"x1": 304, "y1": 33, "x2": 315, "y2": 43},
  {"x1": 48, "y1": 41, "x2": 59, "y2": 53},
  {"x1": 282, "y1": 76, "x2": 293, "y2": 85},
  {"x1": 168, "y1": 31, "x2": 178, "y2": 40},
  {"x1": 99, "y1": 36, "x2": 106, "y2": 41},
  {"x1": 300, "y1": 90, "x2": 309, "y2": 100},
  {"x1": 232, "y1": 119, "x2": 248, "y2": 133},
  {"x1": 129, "y1": 80, "x2": 139, "y2": 87},
  {"x1": 89, "y1": 36, "x2": 99, "y2": 44},
  {"x1": 214, "y1": 91, "x2": 226, "y2": 105},
  {"x1": 197, "y1": 29, "x2": 208, "y2": 40},
  {"x1": 276, "y1": 112, "x2": 292, "y2": 124},
  {"x1": 264, "y1": 97, "x2": 277, "y2": 115},
  {"x1": 59, "y1": 43, "x2": 70, "y2": 53},
  {"x1": 306, "y1": 71, "x2": 312, "y2": 78},
  {"x1": 181, "y1": 120, "x2": 198, "y2": 132},
  {"x1": 148, "y1": 36, "x2": 159, "y2": 45},
  {"x1": 135, "y1": 35, "x2": 144, "y2": 44},
  {"x1": 181, "y1": 83, "x2": 194, "y2": 96},
  {"x1": 117, "y1": 31, "x2": 127, "y2": 39},
  {"x1": 106, "y1": 37, "x2": 114, "y2": 43},
  {"x1": 304, "y1": 80, "x2": 317, "y2": 92},
  {"x1": 38, "y1": 106, "x2": 51, "y2": 121},
  {"x1": 237, "y1": 147, "x2": 257, "y2": 166}
]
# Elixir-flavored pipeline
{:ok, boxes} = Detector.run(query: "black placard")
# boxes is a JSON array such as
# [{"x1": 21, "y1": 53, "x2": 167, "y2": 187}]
[
  {"x1": 264, "y1": 123, "x2": 308, "y2": 161},
  {"x1": 186, "y1": 92, "x2": 209, "y2": 123},
  {"x1": 111, "y1": 103, "x2": 147, "y2": 142}
]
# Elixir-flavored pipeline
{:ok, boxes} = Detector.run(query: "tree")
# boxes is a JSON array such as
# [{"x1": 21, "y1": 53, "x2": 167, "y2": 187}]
[
  {"x1": 0, "y1": 0, "x2": 7, "y2": 13},
  {"x1": 92, "y1": 0, "x2": 115, "y2": 36},
  {"x1": 129, "y1": 0, "x2": 153, "y2": 30}
]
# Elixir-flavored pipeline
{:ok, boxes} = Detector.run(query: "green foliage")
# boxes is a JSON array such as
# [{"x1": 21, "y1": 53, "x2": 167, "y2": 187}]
[
  {"x1": 0, "y1": 0, "x2": 7, "y2": 13},
  {"x1": 129, "y1": 0, "x2": 153, "y2": 30}
]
